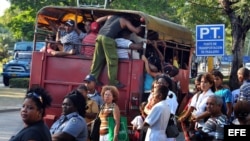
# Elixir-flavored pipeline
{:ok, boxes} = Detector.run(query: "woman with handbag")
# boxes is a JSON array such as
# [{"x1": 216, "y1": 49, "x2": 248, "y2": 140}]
[
  {"x1": 145, "y1": 74, "x2": 178, "y2": 141},
  {"x1": 98, "y1": 85, "x2": 121, "y2": 141},
  {"x1": 178, "y1": 74, "x2": 203, "y2": 141},
  {"x1": 143, "y1": 85, "x2": 171, "y2": 141}
]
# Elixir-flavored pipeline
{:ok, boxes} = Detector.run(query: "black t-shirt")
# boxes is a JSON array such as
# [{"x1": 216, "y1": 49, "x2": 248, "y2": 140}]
[{"x1": 9, "y1": 120, "x2": 51, "y2": 141}]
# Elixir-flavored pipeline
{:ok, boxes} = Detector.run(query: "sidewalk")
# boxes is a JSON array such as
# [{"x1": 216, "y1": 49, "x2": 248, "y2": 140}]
[{"x1": 0, "y1": 86, "x2": 26, "y2": 112}]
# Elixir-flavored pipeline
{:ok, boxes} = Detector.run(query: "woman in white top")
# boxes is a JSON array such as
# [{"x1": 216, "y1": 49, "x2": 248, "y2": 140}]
[
  {"x1": 144, "y1": 74, "x2": 178, "y2": 141},
  {"x1": 145, "y1": 75, "x2": 178, "y2": 116},
  {"x1": 143, "y1": 85, "x2": 171, "y2": 141},
  {"x1": 191, "y1": 73, "x2": 215, "y2": 129}
]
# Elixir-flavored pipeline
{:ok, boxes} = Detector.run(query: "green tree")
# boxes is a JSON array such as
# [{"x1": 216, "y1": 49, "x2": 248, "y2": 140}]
[
  {"x1": 4, "y1": 0, "x2": 77, "y2": 40},
  {"x1": 166, "y1": 0, "x2": 250, "y2": 90},
  {"x1": 3, "y1": 0, "x2": 250, "y2": 89},
  {"x1": 219, "y1": 0, "x2": 250, "y2": 89},
  {"x1": 111, "y1": 0, "x2": 250, "y2": 90},
  {"x1": 110, "y1": 0, "x2": 173, "y2": 20},
  {"x1": 0, "y1": 26, "x2": 14, "y2": 61},
  {"x1": 6, "y1": 9, "x2": 35, "y2": 40}
]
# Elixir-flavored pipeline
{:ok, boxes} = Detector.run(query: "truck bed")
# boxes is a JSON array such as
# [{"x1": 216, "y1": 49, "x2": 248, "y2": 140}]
[{"x1": 29, "y1": 52, "x2": 144, "y2": 127}]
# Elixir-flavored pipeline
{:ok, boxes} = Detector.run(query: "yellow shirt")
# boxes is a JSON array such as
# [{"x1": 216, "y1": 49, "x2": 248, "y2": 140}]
[{"x1": 173, "y1": 59, "x2": 179, "y2": 68}]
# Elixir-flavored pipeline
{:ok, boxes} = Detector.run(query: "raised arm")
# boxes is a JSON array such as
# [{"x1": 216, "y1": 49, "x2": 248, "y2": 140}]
[
  {"x1": 45, "y1": 18, "x2": 58, "y2": 34},
  {"x1": 121, "y1": 18, "x2": 142, "y2": 34},
  {"x1": 155, "y1": 40, "x2": 167, "y2": 72},
  {"x1": 152, "y1": 41, "x2": 164, "y2": 61},
  {"x1": 96, "y1": 15, "x2": 109, "y2": 23},
  {"x1": 141, "y1": 55, "x2": 160, "y2": 78}
]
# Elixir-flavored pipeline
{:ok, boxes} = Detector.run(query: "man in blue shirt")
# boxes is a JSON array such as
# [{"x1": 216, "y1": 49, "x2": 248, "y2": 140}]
[
  {"x1": 54, "y1": 20, "x2": 83, "y2": 56},
  {"x1": 84, "y1": 74, "x2": 104, "y2": 108}
]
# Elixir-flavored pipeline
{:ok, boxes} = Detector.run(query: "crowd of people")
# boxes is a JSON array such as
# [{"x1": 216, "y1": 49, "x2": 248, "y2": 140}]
[
  {"x1": 9, "y1": 73, "x2": 178, "y2": 141},
  {"x1": 40, "y1": 14, "x2": 144, "y2": 89},
  {"x1": 178, "y1": 67, "x2": 250, "y2": 141},
  {"x1": 9, "y1": 66, "x2": 250, "y2": 141}
]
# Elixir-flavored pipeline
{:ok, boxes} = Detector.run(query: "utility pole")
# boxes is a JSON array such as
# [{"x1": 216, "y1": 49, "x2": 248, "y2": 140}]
[{"x1": 207, "y1": 56, "x2": 213, "y2": 72}]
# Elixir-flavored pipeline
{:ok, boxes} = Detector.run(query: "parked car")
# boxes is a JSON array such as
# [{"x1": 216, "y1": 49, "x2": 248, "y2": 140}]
[{"x1": 1, "y1": 52, "x2": 32, "y2": 86}]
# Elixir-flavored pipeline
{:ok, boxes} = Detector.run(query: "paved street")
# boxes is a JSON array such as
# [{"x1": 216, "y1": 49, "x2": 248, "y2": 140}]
[
  {"x1": 0, "y1": 76, "x2": 24, "y2": 141},
  {"x1": 0, "y1": 111, "x2": 23, "y2": 141}
]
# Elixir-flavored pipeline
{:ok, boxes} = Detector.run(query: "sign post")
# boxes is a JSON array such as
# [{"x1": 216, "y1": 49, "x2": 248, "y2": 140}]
[
  {"x1": 196, "y1": 24, "x2": 225, "y2": 56},
  {"x1": 196, "y1": 24, "x2": 225, "y2": 71}
]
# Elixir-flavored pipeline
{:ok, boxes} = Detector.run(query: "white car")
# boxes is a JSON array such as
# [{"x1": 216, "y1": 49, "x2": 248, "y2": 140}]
[{"x1": 245, "y1": 63, "x2": 250, "y2": 70}]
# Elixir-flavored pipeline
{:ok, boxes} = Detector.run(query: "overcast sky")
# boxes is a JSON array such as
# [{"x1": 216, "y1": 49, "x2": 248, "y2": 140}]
[{"x1": 0, "y1": 0, "x2": 10, "y2": 16}]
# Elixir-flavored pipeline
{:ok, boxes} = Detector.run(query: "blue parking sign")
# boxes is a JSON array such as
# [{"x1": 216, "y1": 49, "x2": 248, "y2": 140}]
[
  {"x1": 196, "y1": 24, "x2": 225, "y2": 56},
  {"x1": 243, "y1": 56, "x2": 250, "y2": 63},
  {"x1": 222, "y1": 55, "x2": 233, "y2": 62}
]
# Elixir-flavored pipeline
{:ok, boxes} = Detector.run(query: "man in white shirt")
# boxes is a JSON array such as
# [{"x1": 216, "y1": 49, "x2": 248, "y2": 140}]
[{"x1": 115, "y1": 29, "x2": 143, "y2": 59}]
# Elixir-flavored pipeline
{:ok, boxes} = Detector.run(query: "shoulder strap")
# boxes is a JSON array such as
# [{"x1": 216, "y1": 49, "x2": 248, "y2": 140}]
[
  {"x1": 141, "y1": 115, "x2": 145, "y2": 120},
  {"x1": 112, "y1": 103, "x2": 115, "y2": 116},
  {"x1": 196, "y1": 91, "x2": 202, "y2": 102}
]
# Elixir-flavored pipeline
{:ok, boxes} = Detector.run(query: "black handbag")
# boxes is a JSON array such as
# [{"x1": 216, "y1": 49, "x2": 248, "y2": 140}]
[
  {"x1": 166, "y1": 114, "x2": 179, "y2": 138},
  {"x1": 89, "y1": 117, "x2": 101, "y2": 141},
  {"x1": 89, "y1": 105, "x2": 103, "y2": 141}
]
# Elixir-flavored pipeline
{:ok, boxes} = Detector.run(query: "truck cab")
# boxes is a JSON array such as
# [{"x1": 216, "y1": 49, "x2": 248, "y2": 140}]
[
  {"x1": 1, "y1": 41, "x2": 45, "y2": 86},
  {"x1": 30, "y1": 6, "x2": 195, "y2": 139}
]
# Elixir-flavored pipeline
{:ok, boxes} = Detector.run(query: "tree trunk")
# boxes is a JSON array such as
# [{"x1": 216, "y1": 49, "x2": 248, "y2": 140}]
[{"x1": 229, "y1": 16, "x2": 246, "y2": 90}]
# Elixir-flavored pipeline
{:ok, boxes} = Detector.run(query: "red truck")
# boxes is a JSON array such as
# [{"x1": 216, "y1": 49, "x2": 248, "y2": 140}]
[{"x1": 30, "y1": 6, "x2": 195, "y2": 138}]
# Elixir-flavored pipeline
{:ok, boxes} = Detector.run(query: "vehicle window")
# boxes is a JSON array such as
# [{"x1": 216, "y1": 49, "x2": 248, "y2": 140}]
[
  {"x1": 14, "y1": 42, "x2": 33, "y2": 51},
  {"x1": 17, "y1": 53, "x2": 32, "y2": 59},
  {"x1": 35, "y1": 42, "x2": 45, "y2": 51},
  {"x1": 14, "y1": 42, "x2": 45, "y2": 51}
]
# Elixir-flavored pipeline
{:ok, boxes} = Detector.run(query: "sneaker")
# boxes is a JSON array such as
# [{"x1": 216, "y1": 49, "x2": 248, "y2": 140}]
[{"x1": 114, "y1": 82, "x2": 125, "y2": 88}]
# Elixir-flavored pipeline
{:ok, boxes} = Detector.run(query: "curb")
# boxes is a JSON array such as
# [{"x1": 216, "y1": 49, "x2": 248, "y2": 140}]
[{"x1": 0, "y1": 108, "x2": 20, "y2": 113}]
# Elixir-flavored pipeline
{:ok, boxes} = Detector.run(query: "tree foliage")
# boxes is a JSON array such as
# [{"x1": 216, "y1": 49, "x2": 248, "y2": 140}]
[
  {"x1": 167, "y1": 0, "x2": 250, "y2": 90},
  {"x1": 218, "y1": 0, "x2": 250, "y2": 89},
  {"x1": 4, "y1": 0, "x2": 78, "y2": 40},
  {"x1": 1, "y1": 0, "x2": 250, "y2": 89},
  {"x1": 111, "y1": 0, "x2": 250, "y2": 89},
  {"x1": 110, "y1": 0, "x2": 174, "y2": 20},
  {"x1": 0, "y1": 26, "x2": 14, "y2": 61}
]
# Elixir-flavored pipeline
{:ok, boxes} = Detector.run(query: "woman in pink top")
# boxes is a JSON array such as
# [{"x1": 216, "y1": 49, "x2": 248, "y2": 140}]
[{"x1": 81, "y1": 22, "x2": 100, "y2": 57}]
